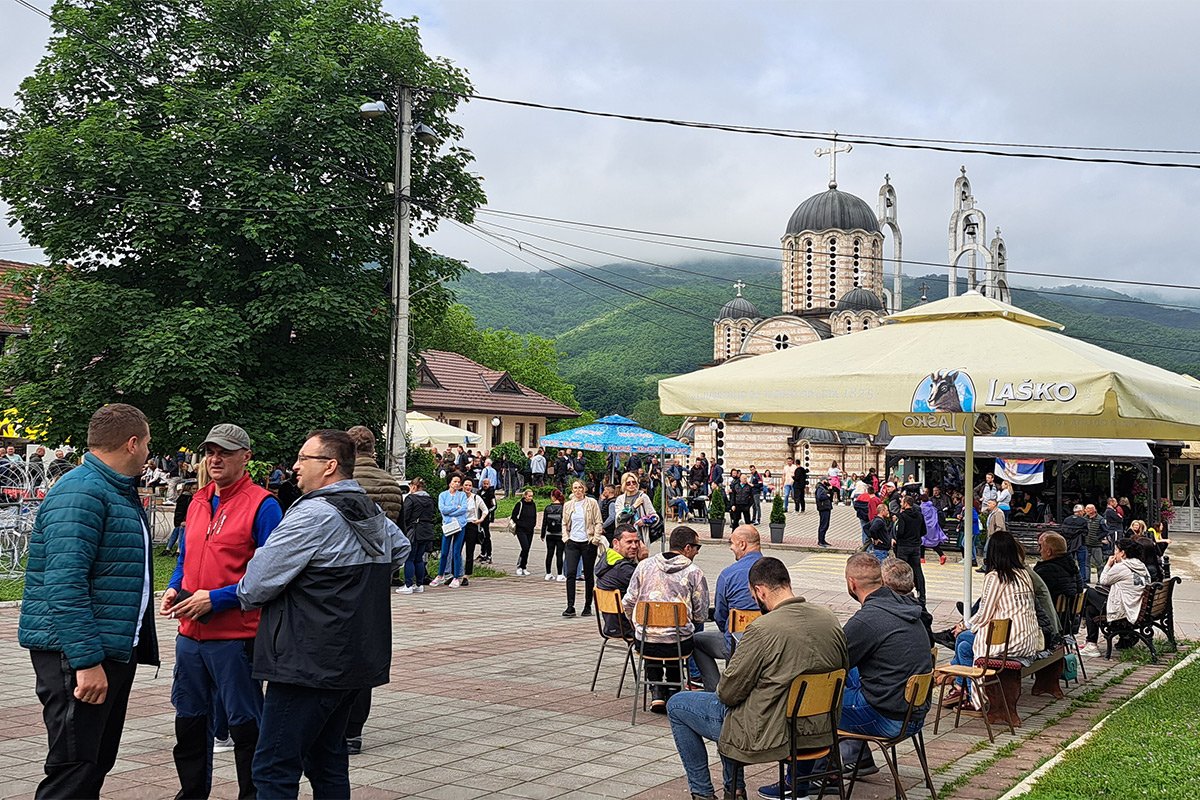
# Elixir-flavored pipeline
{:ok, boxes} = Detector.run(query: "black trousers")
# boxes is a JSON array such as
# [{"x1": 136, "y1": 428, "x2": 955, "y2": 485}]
[
  {"x1": 563, "y1": 540, "x2": 597, "y2": 612},
  {"x1": 479, "y1": 518, "x2": 492, "y2": 560},
  {"x1": 1084, "y1": 586, "x2": 1110, "y2": 642},
  {"x1": 544, "y1": 536, "x2": 565, "y2": 575},
  {"x1": 464, "y1": 523, "x2": 481, "y2": 576},
  {"x1": 344, "y1": 688, "x2": 372, "y2": 740},
  {"x1": 515, "y1": 529, "x2": 534, "y2": 569},
  {"x1": 795, "y1": 485, "x2": 806, "y2": 512},
  {"x1": 817, "y1": 508, "x2": 831, "y2": 544},
  {"x1": 31, "y1": 650, "x2": 138, "y2": 800},
  {"x1": 896, "y1": 547, "x2": 927, "y2": 606}
]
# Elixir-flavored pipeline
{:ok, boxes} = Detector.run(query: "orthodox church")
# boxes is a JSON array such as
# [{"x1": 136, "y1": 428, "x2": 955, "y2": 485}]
[{"x1": 689, "y1": 156, "x2": 1012, "y2": 483}]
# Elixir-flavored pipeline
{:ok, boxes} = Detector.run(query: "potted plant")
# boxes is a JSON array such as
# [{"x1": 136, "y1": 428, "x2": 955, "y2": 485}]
[
  {"x1": 708, "y1": 485, "x2": 727, "y2": 539},
  {"x1": 768, "y1": 494, "x2": 787, "y2": 544}
]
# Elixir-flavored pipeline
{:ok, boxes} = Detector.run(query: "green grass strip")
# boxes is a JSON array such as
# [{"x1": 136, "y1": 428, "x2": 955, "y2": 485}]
[{"x1": 1021, "y1": 658, "x2": 1200, "y2": 799}]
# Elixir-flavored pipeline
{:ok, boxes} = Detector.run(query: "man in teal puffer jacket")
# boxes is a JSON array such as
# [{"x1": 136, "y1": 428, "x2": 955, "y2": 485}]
[{"x1": 19, "y1": 403, "x2": 159, "y2": 799}]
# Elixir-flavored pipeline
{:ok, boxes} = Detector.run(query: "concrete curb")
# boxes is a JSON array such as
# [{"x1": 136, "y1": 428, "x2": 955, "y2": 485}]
[{"x1": 999, "y1": 648, "x2": 1200, "y2": 799}]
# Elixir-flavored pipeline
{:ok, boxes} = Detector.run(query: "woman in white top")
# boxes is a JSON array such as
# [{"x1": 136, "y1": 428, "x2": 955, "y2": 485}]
[
  {"x1": 560, "y1": 479, "x2": 604, "y2": 618},
  {"x1": 827, "y1": 461, "x2": 843, "y2": 503},
  {"x1": 613, "y1": 471, "x2": 657, "y2": 541},
  {"x1": 461, "y1": 479, "x2": 490, "y2": 586},
  {"x1": 997, "y1": 480, "x2": 1013, "y2": 513}
]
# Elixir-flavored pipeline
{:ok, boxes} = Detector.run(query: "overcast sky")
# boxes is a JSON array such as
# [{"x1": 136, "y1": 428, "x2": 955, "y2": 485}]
[{"x1": 4, "y1": 0, "x2": 1200, "y2": 302}]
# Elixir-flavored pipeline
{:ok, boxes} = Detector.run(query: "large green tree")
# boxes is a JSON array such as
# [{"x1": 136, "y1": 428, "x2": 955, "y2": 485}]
[{"x1": 0, "y1": 0, "x2": 484, "y2": 458}]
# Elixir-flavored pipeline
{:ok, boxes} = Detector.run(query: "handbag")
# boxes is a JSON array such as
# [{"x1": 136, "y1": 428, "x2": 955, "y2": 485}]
[{"x1": 441, "y1": 519, "x2": 461, "y2": 536}]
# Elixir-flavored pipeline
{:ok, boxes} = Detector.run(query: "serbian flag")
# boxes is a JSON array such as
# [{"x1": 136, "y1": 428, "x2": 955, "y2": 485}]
[{"x1": 995, "y1": 458, "x2": 1045, "y2": 486}]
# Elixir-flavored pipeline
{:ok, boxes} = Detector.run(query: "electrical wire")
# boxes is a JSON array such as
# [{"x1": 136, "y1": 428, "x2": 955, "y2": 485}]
[{"x1": 428, "y1": 89, "x2": 1200, "y2": 171}]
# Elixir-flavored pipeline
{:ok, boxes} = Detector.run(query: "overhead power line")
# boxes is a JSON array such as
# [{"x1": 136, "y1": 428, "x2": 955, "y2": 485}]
[{"x1": 427, "y1": 89, "x2": 1200, "y2": 171}]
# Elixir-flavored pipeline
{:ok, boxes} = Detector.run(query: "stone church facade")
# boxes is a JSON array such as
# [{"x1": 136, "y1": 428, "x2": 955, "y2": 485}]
[{"x1": 689, "y1": 167, "x2": 1010, "y2": 486}]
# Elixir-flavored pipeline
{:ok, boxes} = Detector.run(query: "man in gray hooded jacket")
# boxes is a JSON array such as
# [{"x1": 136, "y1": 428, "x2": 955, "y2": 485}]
[{"x1": 237, "y1": 429, "x2": 409, "y2": 799}]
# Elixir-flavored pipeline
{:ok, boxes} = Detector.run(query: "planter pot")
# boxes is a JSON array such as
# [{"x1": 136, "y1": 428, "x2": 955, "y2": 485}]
[
  {"x1": 709, "y1": 520, "x2": 726, "y2": 539},
  {"x1": 769, "y1": 523, "x2": 786, "y2": 544}
]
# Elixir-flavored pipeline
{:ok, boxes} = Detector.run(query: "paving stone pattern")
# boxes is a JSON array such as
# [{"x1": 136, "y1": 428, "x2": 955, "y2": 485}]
[{"x1": 0, "y1": 511, "x2": 1188, "y2": 799}]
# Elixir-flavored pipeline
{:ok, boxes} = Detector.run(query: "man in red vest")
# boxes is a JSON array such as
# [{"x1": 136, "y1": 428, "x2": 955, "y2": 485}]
[{"x1": 161, "y1": 424, "x2": 282, "y2": 799}]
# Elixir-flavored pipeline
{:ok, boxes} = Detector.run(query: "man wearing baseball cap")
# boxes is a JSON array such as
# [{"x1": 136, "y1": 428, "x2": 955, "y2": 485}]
[{"x1": 161, "y1": 424, "x2": 283, "y2": 799}]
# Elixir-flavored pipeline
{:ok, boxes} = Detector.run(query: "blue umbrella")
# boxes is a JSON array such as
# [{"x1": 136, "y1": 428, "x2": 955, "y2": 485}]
[
  {"x1": 540, "y1": 415, "x2": 689, "y2": 552},
  {"x1": 539, "y1": 414, "x2": 690, "y2": 455}
]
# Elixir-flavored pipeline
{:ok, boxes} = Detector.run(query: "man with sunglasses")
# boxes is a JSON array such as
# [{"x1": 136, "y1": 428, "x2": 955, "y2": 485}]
[
  {"x1": 161, "y1": 424, "x2": 283, "y2": 799},
  {"x1": 238, "y1": 430, "x2": 409, "y2": 798}
]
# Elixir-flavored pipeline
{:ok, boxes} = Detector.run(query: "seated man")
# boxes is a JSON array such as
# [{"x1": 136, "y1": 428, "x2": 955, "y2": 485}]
[
  {"x1": 830, "y1": 553, "x2": 934, "y2": 780},
  {"x1": 667, "y1": 557, "x2": 847, "y2": 800},
  {"x1": 692, "y1": 525, "x2": 763, "y2": 692},
  {"x1": 1034, "y1": 532, "x2": 1084, "y2": 626},
  {"x1": 595, "y1": 524, "x2": 648, "y2": 637},
  {"x1": 623, "y1": 526, "x2": 710, "y2": 713},
  {"x1": 881, "y1": 556, "x2": 934, "y2": 648}
]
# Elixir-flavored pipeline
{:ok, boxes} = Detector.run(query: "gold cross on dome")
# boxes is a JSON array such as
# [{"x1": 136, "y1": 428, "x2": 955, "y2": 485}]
[{"x1": 815, "y1": 132, "x2": 852, "y2": 189}]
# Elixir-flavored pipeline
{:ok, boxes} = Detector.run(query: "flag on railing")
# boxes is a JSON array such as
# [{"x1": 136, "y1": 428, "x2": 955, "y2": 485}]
[{"x1": 995, "y1": 457, "x2": 1045, "y2": 486}]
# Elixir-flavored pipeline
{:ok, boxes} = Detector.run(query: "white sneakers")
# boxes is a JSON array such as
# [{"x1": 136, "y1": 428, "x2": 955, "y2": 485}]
[
  {"x1": 544, "y1": 573, "x2": 555, "y2": 581},
  {"x1": 449, "y1": 578, "x2": 462, "y2": 588},
  {"x1": 1080, "y1": 642, "x2": 1102, "y2": 657},
  {"x1": 395, "y1": 586, "x2": 414, "y2": 595},
  {"x1": 516, "y1": 567, "x2": 528, "y2": 576},
  {"x1": 429, "y1": 575, "x2": 446, "y2": 587},
  {"x1": 413, "y1": 585, "x2": 424, "y2": 593},
  {"x1": 556, "y1": 574, "x2": 567, "y2": 583}
]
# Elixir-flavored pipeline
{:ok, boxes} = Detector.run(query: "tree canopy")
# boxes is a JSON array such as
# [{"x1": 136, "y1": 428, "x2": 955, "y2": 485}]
[{"x1": 0, "y1": 0, "x2": 485, "y2": 459}]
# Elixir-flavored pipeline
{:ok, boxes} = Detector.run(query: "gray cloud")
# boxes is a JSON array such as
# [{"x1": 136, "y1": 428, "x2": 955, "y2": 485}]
[{"x1": 4, "y1": 0, "x2": 1200, "y2": 299}]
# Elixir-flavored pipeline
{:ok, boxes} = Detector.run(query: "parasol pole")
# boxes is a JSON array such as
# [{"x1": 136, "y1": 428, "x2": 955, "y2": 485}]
[
  {"x1": 963, "y1": 412, "x2": 975, "y2": 626},
  {"x1": 660, "y1": 446, "x2": 668, "y2": 554}
]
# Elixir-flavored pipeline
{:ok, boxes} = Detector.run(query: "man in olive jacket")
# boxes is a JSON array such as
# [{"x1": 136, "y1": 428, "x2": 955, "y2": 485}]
[
  {"x1": 666, "y1": 557, "x2": 848, "y2": 800},
  {"x1": 19, "y1": 404, "x2": 158, "y2": 799}
]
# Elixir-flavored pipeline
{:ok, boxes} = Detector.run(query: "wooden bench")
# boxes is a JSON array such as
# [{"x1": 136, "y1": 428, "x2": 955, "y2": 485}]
[
  {"x1": 976, "y1": 646, "x2": 1066, "y2": 727},
  {"x1": 1099, "y1": 577, "x2": 1180, "y2": 662}
]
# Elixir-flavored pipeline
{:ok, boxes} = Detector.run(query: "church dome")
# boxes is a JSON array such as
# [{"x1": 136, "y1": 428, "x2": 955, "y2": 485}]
[
  {"x1": 797, "y1": 427, "x2": 841, "y2": 444},
  {"x1": 716, "y1": 296, "x2": 762, "y2": 321},
  {"x1": 786, "y1": 187, "x2": 880, "y2": 235},
  {"x1": 837, "y1": 287, "x2": 885, "y2": 313}
]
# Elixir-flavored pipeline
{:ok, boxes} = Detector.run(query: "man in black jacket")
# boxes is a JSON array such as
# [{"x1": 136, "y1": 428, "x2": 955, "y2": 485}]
[
  {"x1": 893, "y1": 494, "x2": 928, "y2": 607},
  {"x1": 815, "y1": 479, "x2": 833, "y2": 547},
  {"x1": 792, "y1": 463, "x2": 809, "y2": 512},
  {"x1": 237, "y1": 430, "x2": 409, "y2": 798},
  {"x1": 867, "y1": 504, "x2": 893, "y2": 561},
  {"x1": 595, "y1": 525, "x2": 647, "y2": 637},
  {"x1": 1059, "y1": 504, "x2": 1089, "y2": 587},
  {"x1": 838, "y1": 553, "x2": 934, "y2": 775},
  {"x1": 730, "y1": 473, "x2": 755, "y2": 529}
]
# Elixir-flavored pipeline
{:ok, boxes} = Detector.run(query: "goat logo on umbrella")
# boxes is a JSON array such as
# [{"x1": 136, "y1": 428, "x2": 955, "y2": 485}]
[{"x1": 912, "y1": 370, "x2": 975, "y2": 413}]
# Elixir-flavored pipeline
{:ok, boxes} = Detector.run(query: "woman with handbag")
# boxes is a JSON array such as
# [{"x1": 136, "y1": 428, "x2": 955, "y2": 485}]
[
  {"x1": 432, "y1": 475, "x2": 470, "y2": 588},
  {"x1": 613, "y1": 471, "x2": 658, "y2": 542},
  {"x1": 397, "y1": 477, "x2": 436, "y2": 594},
  {"x1": 510, "y1": 488, "x2": 538, "y2": 576},
  {"x1": 561, "y1": 479, "x2": 605, "y2": 618}
]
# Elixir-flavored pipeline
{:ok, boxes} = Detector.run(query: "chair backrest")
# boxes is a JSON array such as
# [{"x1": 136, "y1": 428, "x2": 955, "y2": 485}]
[
  {"x1": 594, "y1": 588, "x2": 623, "y2": 616},
  {"x1": 728, "y1": 608, "x2": 762, "y2": 633},
  {"x1": 979, "y1": 617, "x2": 1013, "y2": 663},
  {"x1": 1133, "y1": 583, "x2": 1159, "y2": 625},
  {"x1": 593, "y1": 588, "x2": 633, "y2": 640},
  {"x1": 1147, "y1": 581, "x2": 1171, "y2": 621},
  {"x1": 900, "y1": 671, "x2": 935, "y2": 730},
  {"x1": 785, "y1": 668, "x2": 847, "y2": 723},
  {"x1": 634, "y1": 601, "x2": 690, "y2": 632}
]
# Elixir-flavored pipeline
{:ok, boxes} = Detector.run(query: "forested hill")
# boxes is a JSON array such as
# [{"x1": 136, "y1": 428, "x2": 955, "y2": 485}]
[{"x1": 451, "y1": 261, "x2": 1200, "y2": 424}]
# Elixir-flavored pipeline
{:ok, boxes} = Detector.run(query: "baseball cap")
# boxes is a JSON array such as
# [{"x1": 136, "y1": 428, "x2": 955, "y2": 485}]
[{"x1": 202, "y1": 423, "x2": 252, "y2": 451}]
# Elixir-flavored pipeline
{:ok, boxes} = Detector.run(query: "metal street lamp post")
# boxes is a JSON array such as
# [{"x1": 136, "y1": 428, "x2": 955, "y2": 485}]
[{"x1": 360, "y1": 87, "x2": 438, "y2": 478}]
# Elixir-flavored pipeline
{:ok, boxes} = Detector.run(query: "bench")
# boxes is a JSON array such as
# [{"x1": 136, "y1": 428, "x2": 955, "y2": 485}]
[
  {"x1": 942, "y1": 520, "x2": 1056, "y2": 557},
  {"x1": 1099, "y1": 577, "x2": 1180, "y2": 662},
  {"x1": 976, "y1": 646, "x2": 1066, "y2": 727}
]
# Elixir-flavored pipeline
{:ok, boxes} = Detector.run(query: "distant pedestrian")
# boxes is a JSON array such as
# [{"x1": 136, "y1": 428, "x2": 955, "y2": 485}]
[
  {"x1": 815, "y1": 479, "x2": 833, "y2": 547},
  {"x1": 510, "y1": 488, "x2": 538, "y2": 575}
]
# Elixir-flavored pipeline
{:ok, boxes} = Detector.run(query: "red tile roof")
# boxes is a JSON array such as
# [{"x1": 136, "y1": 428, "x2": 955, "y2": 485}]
[
  {"x1": 0, "y1": 259, "x2": 35, "y2": 335},
  {"x1": 410, "y1": 349, "x2": 580, "y2": 419}
]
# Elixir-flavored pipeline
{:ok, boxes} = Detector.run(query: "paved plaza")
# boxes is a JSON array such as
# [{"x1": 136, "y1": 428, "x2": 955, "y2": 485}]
[{"x1": 0, "y1": 504, "x2": 1194, "y2": 799}]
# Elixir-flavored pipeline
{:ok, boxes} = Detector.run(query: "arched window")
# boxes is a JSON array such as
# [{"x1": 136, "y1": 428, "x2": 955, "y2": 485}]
[{"x1": 774, "y1": 334, "x2": 789, "y2": 350}]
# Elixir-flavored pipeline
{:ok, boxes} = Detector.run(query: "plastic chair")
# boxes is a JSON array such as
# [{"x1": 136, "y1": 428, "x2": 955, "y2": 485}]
[
  {"x1": 840, "y1": 671, "x2": 938, "y2": 800},
  {"x1": 779, "y1": 669, "x2": 848, "y2": 800},
  {"x1": 631, "y1": 600, "x2": 691, "y2": 725},
  {"x1": 932, "y1": 618, "x2": 1014, "y2": 742},
  {"x1": 1054, "y1": 593, "x2": 1087, "y2": 685},
  {"x1": 590, "y1": 588, "x2": 638, "y2": 697}
]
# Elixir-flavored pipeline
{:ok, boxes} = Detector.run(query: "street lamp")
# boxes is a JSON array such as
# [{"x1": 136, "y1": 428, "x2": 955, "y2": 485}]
[{"x1": 359, "y1": 87, "x2": 440, "y2": 479}]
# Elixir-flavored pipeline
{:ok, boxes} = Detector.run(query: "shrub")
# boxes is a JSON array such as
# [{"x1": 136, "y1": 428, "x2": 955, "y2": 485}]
[
  {"x1": 708, "y1": 485, "x2": 726, "y2": 520},
  {"x1": 770, "y1": 493, "x2": 786, "y2": 525},
  {"x1": 490, "y1": 441, "x2": 528, "y2": 471},
  {"x1": 407, "y1": 446, "x2": 446, "y2": 496}
]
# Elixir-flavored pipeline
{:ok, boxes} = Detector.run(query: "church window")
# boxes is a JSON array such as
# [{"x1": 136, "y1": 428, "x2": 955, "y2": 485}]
[
  {"x1": 845, "y1": 319, "x2": 852, "y2": 335},
  {"x1": 774, "y1": 334, "x2": 789, "y2": 350},
  {"x1": 725, "y1": 326, "x2": 733, "y2": 358},
  {"x1": 862, "y1": 319, "x2": 871, "y2": 331},
  {"x1": 803, "y1": 443, "x2": 811, "y2": 468},
  {"x1": 739, "y1": 325, "x2": 748, "y2": 347}
]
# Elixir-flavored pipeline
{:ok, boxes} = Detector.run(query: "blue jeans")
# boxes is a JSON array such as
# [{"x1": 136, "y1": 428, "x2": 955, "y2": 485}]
[
  {"x1": 166, "y1": 525, "x2": 184, "y2": 551},
  {"x1": 438, "y1": 531, "x2": 465, "y2": 578},
  {"x1": 253, "y1": 682, "x2": 355, "y2": 799},
  {"x1": 1076, "y1": 547, "x2": 1089, "y2": 586},
  {"x1": 404, "y1": 539, "x2": 431, "y2": 587},
  {"x1": 666, "y1": 691, "x2": 743, "y2": 797},
  {"x1": 835, "y1": 668, "x2": 923, "y2": 771},
  {"x1": 872, "y1": 548, "x2": 889, "y2": 563},
  {"x1": 783, "y1": 485, "x2": 793, "y2": 506}
]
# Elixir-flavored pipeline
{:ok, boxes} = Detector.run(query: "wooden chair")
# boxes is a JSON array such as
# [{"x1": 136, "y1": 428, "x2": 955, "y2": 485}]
[
  {"x1": 590, "y1": 588, "x2": 637, "y2": 697},
  {"x1": 631, "y1": 600, "x2": 691, "y2": 725},
  {"x1": 933, "y1": 618, "x2": 1014, "y2": 742},
  {"x1": 727, "y1": 608, "x2": 761, "y2": 656},
  {"x1": 779, "y1": 669, "x2": 848, "y2": 800},
  {"x1": 840, "y1": 670, "x2": 938, "y2": 800},
  {"x1": 1054, "y1": 593, "x2": 1088, "y2": 685}
]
